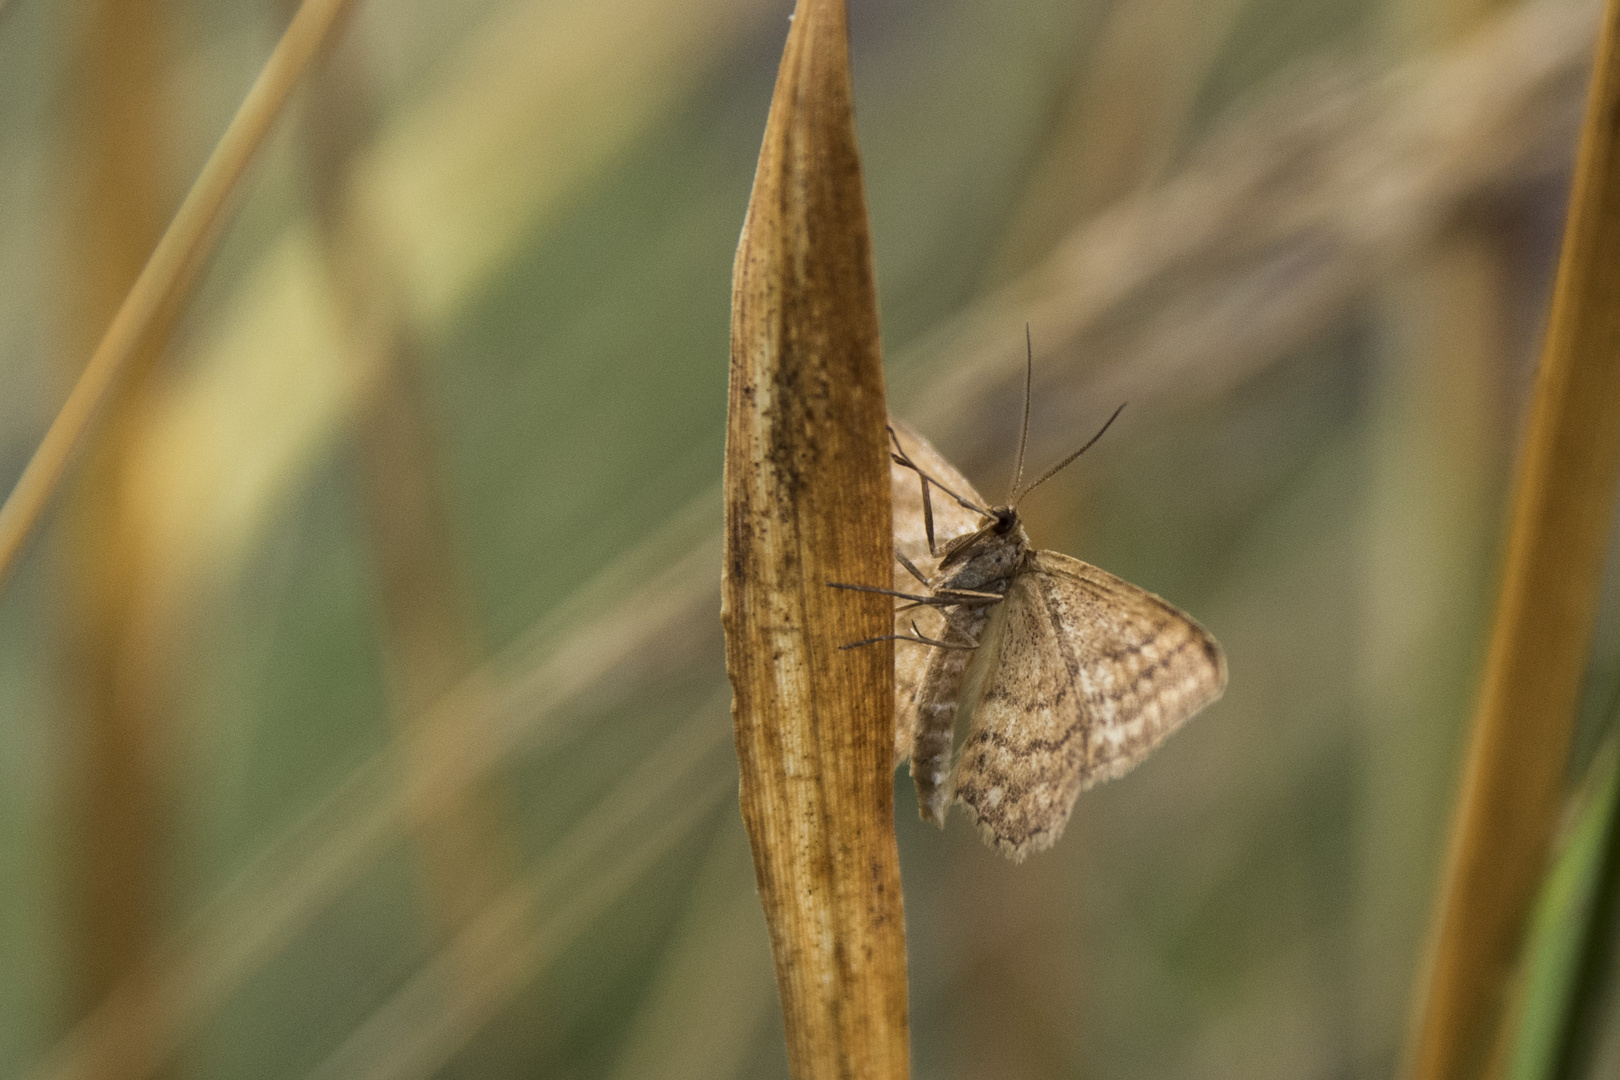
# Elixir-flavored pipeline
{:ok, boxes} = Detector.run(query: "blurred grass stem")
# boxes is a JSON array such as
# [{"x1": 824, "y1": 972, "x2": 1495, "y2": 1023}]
[
  {"x1": 1406, "y1": 0, "x2": 1620, "y2": 1075},
  {"x1": 0, "y1": 0, "x2": 357, "y2": 591},
  {"x1": 58, "y1": 0, "x2": 173, "y2": 1026}
]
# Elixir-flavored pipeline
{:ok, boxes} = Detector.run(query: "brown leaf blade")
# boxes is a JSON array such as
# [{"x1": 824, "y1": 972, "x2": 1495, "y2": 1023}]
[
  {"x1": 1407, "y1": 1, "x2": 1620, "y2": 1076},
  {"x1": 722, "y1": 0, "x2": 909, "y2": 1077}
]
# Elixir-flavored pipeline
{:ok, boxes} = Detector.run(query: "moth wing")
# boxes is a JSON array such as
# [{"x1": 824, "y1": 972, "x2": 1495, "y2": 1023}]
[
  {"x1": 889, "y1": 417, "x2": 987, "y2": 764},
  {"x1": 952, "y1": 551, "x2": 1227, "y2": 859}
]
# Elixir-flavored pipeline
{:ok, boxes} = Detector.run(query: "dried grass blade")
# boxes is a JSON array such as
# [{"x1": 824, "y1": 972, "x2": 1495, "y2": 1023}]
[
  {"x1": 1406, "y1": 0, "x2": 1620, "y2": 1075},
  {"x1": 0, "y1": 0, "x2": 356, "y2": 590},
  {"x1": 723, "y1": 0, "x2": 908, "y2": 1076},
  {"x1": 59, "y1": 0, "x2": 174, "y2": 1025}
]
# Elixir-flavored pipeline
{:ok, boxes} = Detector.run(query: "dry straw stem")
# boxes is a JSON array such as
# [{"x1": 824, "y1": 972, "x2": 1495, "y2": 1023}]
[
  {"x1": 0, "y1": 0, "x2": 355, "y2": 590},
  {"x1": 1406, "y1": 1, "x2": 1620, "y2": 1077},
  {"x1": 723, "y1": 0, "x2": 909, "y2": 1076}
]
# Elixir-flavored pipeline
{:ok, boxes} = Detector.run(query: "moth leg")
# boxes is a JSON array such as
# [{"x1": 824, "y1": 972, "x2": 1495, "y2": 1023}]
[
  {"x1": 837, "y1": 625, "x2": 974, "y2": 651},
  {"x1": 933, "y1": 587, "x2": 1004, "y2": 605},
  {"x1": 887, "y1": 424, "x2": 990, "y2": 521},
  {"x1": 895, "y1": 550, "x2": 931, "y2": 587},
  {"x1": 903, "y1": 620, "x2": 977, "y2": 650},
  {"x1": 911, "y1": 604, "x2": 991, "y2": 826},
  {"x1": 922, "y1": 476, "x2": 937, "y2": 556},
  {"x1": 827, "y1": 581, "x2": 951, "y2": 605}
]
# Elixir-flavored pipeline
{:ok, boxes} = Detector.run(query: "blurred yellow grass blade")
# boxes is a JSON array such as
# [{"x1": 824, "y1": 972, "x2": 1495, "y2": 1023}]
[
  {"x1": 124, "y1": 226, "x2": 360, "y2": 609},
  {"x1": 58, "y1": 0, "x2": 175, "y2": 1024},
  {"x1": 1406, "y1": 0, "x2": 1620, "y2": 1074},
  {"x1": 0, "y1": 0, "x2": 357, "y2": 591},
  {"x1": 301, "y1": 697, "x2": 732, "y2": 1080}
]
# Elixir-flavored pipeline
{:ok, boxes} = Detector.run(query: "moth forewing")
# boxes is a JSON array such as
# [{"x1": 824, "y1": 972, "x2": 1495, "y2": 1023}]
[{"x1": 952, "y1": 569, "x2": 1086, "y2": 859}]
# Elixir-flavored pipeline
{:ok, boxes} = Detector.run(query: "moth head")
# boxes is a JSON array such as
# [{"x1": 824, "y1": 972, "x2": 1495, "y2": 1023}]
[{"x1": 990, "y1": 506, "x2": 1019, "y2": 534}]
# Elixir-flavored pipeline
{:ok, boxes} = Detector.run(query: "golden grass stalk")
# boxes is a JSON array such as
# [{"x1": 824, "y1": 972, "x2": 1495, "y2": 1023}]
[
  {"x1": 722, "y1": 0, "x2": 908, "y2": 1076},
  {"x1": 0, "y1": 0, "x2": 356, "y2": 591},
  {"x1": 58, "y1": 0, "x2": 171, "y2": 1021},
  {"x1": 1406, "y1": 0, "x2": 1620, "y2": 1075}
]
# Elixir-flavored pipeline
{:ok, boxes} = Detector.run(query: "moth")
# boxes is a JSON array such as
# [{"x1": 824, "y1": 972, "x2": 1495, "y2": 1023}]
[{"x1": 837, "y1": 366, "x2": 1226, "y2": 861}]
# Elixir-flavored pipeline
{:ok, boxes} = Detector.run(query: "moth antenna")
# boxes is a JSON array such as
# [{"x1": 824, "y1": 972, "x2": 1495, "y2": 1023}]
[
  {"x1": 1013, "y1": 401, "x2": 1127, "y2": 507},
  {"x1": 887, "y1": 425, "x2": 992, "y2": 518},
  {"x1": 1009, "y1": 323, "x2": 1033, "y2": 501}
]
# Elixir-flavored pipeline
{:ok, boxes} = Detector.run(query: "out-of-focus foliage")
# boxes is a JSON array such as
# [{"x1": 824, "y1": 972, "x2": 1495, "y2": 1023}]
[{"x1": 1, "y1": 0, "x2": 1617, "y2": 1077}]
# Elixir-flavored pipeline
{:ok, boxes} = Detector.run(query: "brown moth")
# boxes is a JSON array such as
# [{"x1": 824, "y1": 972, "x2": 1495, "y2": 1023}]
[{"x1": 841, "y1": 377, "x2": 1226, "y2": 862}]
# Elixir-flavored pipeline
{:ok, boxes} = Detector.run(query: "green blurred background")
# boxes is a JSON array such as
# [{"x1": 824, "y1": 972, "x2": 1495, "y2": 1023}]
[{"x1": 2, "y1": 0, "x2": 1617, "y2": 1076}]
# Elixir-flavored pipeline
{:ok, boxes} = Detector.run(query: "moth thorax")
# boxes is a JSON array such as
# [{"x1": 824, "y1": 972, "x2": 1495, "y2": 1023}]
[{"x1": 937, "y1": 512, "x2": 1029, "y2": 592}]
